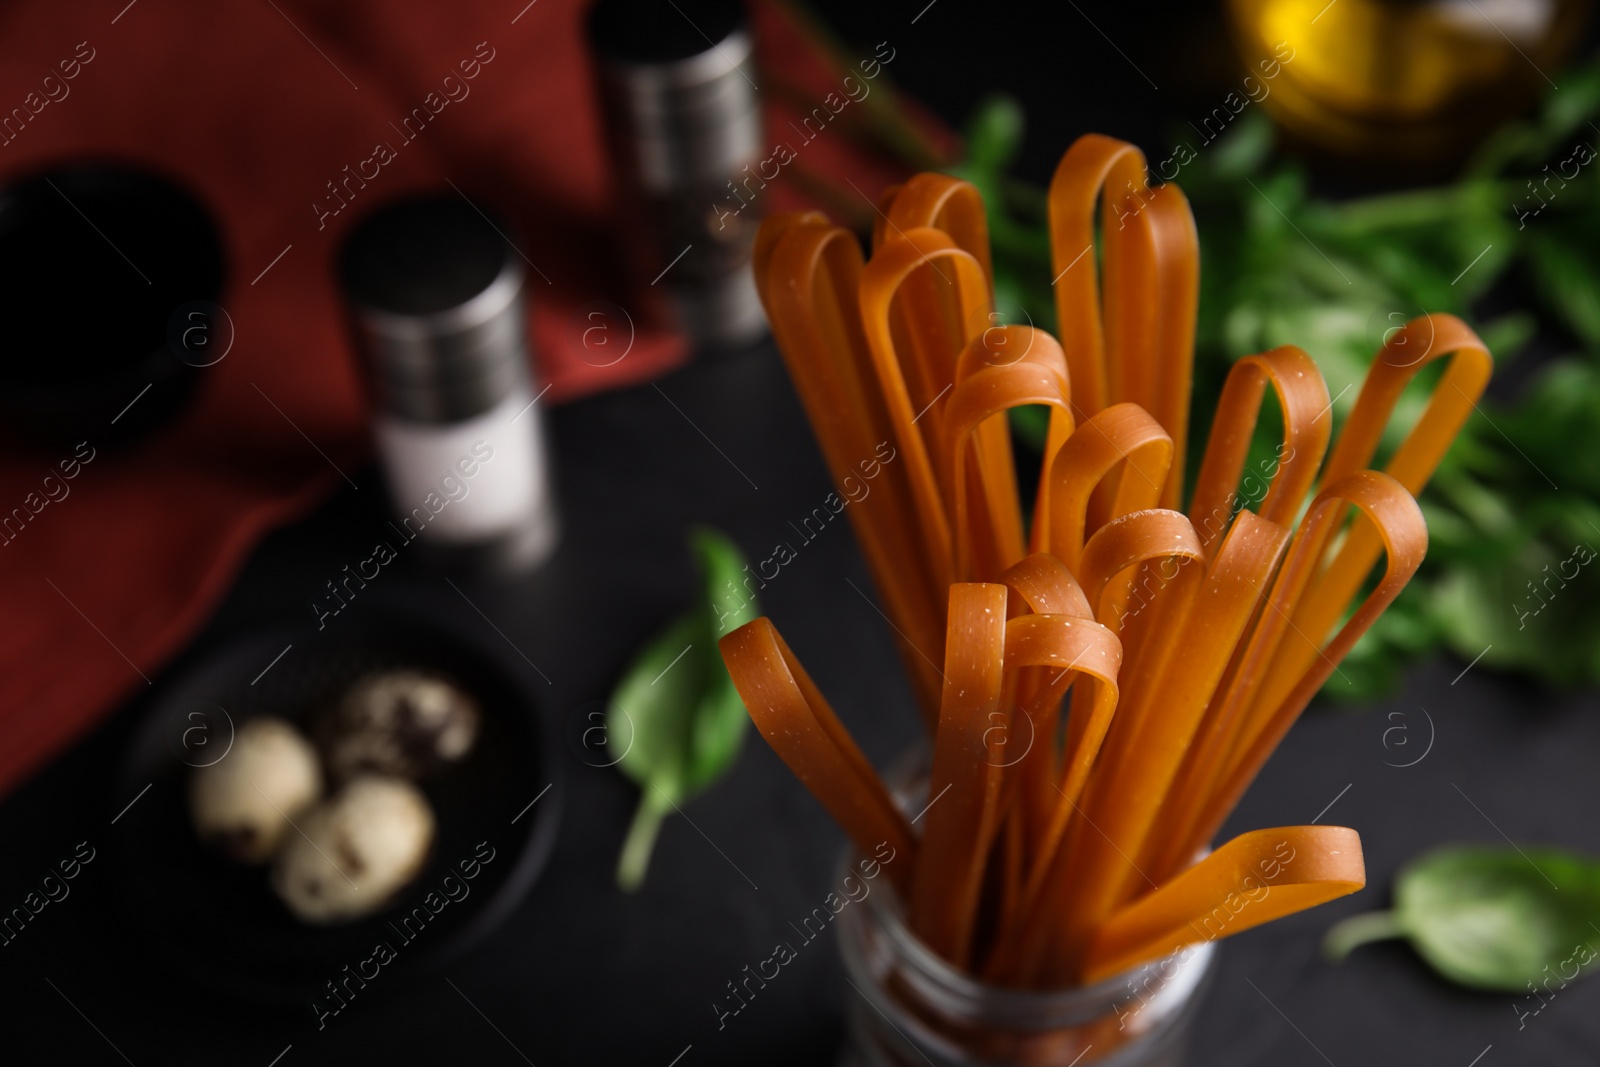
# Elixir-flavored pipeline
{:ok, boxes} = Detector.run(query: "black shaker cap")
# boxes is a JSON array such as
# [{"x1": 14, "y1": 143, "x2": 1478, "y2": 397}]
[
  {"x1": 339, "y1": 195, "x2": 510, "y2": 318},
  {"x1": 586, "y1": 0, "x2": 745, "y2": 65},
  {"x1": 338, "y1": 193, "x2": 528, "y2": 424}
]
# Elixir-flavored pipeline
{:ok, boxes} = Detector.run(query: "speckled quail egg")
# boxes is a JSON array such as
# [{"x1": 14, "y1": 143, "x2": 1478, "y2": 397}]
[
  {"x1": 189, "y1": 717, "x2": 321, "y2": 864},
  {"x1": 271, "y1": 775, "x2": 435, "y2": 923}
]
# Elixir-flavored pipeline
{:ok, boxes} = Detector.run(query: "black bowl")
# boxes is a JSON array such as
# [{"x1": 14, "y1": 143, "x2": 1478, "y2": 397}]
[
  {"x1": 107, "y1": 604, "x2": 562, "y2": 1004},
  {"x1": 0, "y1": 163, "x2": 226, "y2": 445}
]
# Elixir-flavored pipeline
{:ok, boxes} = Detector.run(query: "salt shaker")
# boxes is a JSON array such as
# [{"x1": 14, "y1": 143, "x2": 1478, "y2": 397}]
[{"x1": 339, "y1": 195, "x2": 558, "y2": 573}]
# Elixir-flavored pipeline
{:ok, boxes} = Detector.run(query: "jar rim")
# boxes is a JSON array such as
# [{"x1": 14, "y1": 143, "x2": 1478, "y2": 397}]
[
  {"x1": 836, "y1": 846, "x2": 1217, "y2": 1027},
  {"x1": 845, "y1": 746, "x2": 1219, "y2": 1029}
]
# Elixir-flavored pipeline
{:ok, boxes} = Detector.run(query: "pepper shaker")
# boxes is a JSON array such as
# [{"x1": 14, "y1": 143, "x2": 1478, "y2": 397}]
[
  {"x1": 588, "y1": 0, "x2": 767, "y2": 348},
  {"x1": 339, "y1": 195, "x2": 559, "y2": 573}
]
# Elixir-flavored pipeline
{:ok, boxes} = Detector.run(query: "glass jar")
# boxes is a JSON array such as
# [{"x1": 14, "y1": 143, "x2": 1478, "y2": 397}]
[
  {"x1": 836, "y1": 863, "x2": 1216, "y2": 1067},
  {"x1": 834, "y1": 751, "x2": 1218, "y2": 1067}
]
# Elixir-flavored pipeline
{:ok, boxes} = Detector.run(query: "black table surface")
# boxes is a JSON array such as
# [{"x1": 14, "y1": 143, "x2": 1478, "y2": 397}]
[
  {"x1": 7, "y1": 3, "x2": 1600, "y2": 1064},
  {"x1": 3, "y1": 337, "x2": 1598, "y2": 1067}
]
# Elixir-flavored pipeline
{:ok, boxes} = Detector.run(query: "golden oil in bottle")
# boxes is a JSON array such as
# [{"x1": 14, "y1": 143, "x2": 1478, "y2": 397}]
[{"x1": 1226, "y1": 0, "x2": 1591, "y2": 167}]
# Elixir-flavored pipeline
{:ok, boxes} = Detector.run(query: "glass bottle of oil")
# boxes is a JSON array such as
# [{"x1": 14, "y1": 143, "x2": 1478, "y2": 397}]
[{"x1": 1226, "y1": 0, "x2": 1591, "y2": 168}]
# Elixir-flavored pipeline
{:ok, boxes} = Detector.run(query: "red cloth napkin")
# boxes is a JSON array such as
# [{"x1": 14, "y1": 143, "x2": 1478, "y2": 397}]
[{"x1": 0, "y1": 0, "x2": 956, "y2": 793}]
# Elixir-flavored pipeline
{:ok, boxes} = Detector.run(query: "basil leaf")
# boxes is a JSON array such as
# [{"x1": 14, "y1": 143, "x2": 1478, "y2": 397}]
[
  {"x1": 608, "y1": 527, "x2": 759, "y2": 890},
  {"x1": 1474, "y1": 312, "x2": 1537, "y2": 364},
  {"x1": 964, "y1": 94, "x2": 1024, "y2": 174},
  {"x1": 1324, "y1": 845, "x2": 1600, "y2": 992},
  {"x1": 684, "y1": 527, "x2": 762, "y2": 793},
  {"x1": 1525, "y1": 229, "x2": 1600, "y2": 349},
  {"x1": 1331, "y1": 591, "x2": 1440, "y2": 701}
]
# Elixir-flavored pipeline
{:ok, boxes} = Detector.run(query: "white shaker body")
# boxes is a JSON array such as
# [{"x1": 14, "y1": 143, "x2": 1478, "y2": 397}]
[{"x1": 374, "y1": 387, "x2": 552, "y2": 546}]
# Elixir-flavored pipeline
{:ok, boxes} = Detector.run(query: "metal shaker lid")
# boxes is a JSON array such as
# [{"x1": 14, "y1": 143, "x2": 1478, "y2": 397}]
[
  {"x1": 339, "y1": 195, "x2": 529, "y2": 424},
  {"x1": 587, "y1": 0, "x2": 759, "y2": 191},
  {"x1": 587, "y1": 0, "x2": 745, "y2": 67}
]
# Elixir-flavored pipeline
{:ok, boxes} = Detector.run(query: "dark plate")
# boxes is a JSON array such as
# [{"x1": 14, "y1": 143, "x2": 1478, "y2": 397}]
[{"x1": 107, "y1": 603, "x2": 561, "y2": 1004}]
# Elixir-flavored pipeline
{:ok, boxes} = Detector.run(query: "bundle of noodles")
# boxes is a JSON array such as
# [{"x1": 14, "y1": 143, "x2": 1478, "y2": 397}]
[{"x1": 720, "y1": 134, "x2": 1492, "y2": 986}]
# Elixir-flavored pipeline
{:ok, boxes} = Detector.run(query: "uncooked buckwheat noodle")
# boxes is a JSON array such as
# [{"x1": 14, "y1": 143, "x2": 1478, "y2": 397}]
[{"x1": 720, "y1": 133, "x2": 1490, "y2": 991}]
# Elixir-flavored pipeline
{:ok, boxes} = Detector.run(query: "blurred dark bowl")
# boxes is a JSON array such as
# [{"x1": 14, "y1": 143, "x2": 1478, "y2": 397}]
[
  {"x1": 108, "y1": 601, "x2": 563, "y2": 1004},
  {"x1": 0, "y1": 163, "x2": 226, "y2": 447}
]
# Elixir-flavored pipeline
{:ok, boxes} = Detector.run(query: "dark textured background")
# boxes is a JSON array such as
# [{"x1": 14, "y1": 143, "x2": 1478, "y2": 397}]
[{"x1": 3, "y1": 2, "x2": 1599, "y2": 1064}]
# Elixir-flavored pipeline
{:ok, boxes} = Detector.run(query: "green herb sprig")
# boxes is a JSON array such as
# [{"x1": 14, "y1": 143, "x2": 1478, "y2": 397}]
[
  {"x1": 1324, "y1": 844, "x2": 1600, "y2": 993},
  {"x1": 955, "y1": 57, "x2": 1600, "y2": 696},
  {"x1": 608, "y1": 527, "x2": 759, "y2": 891}
]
